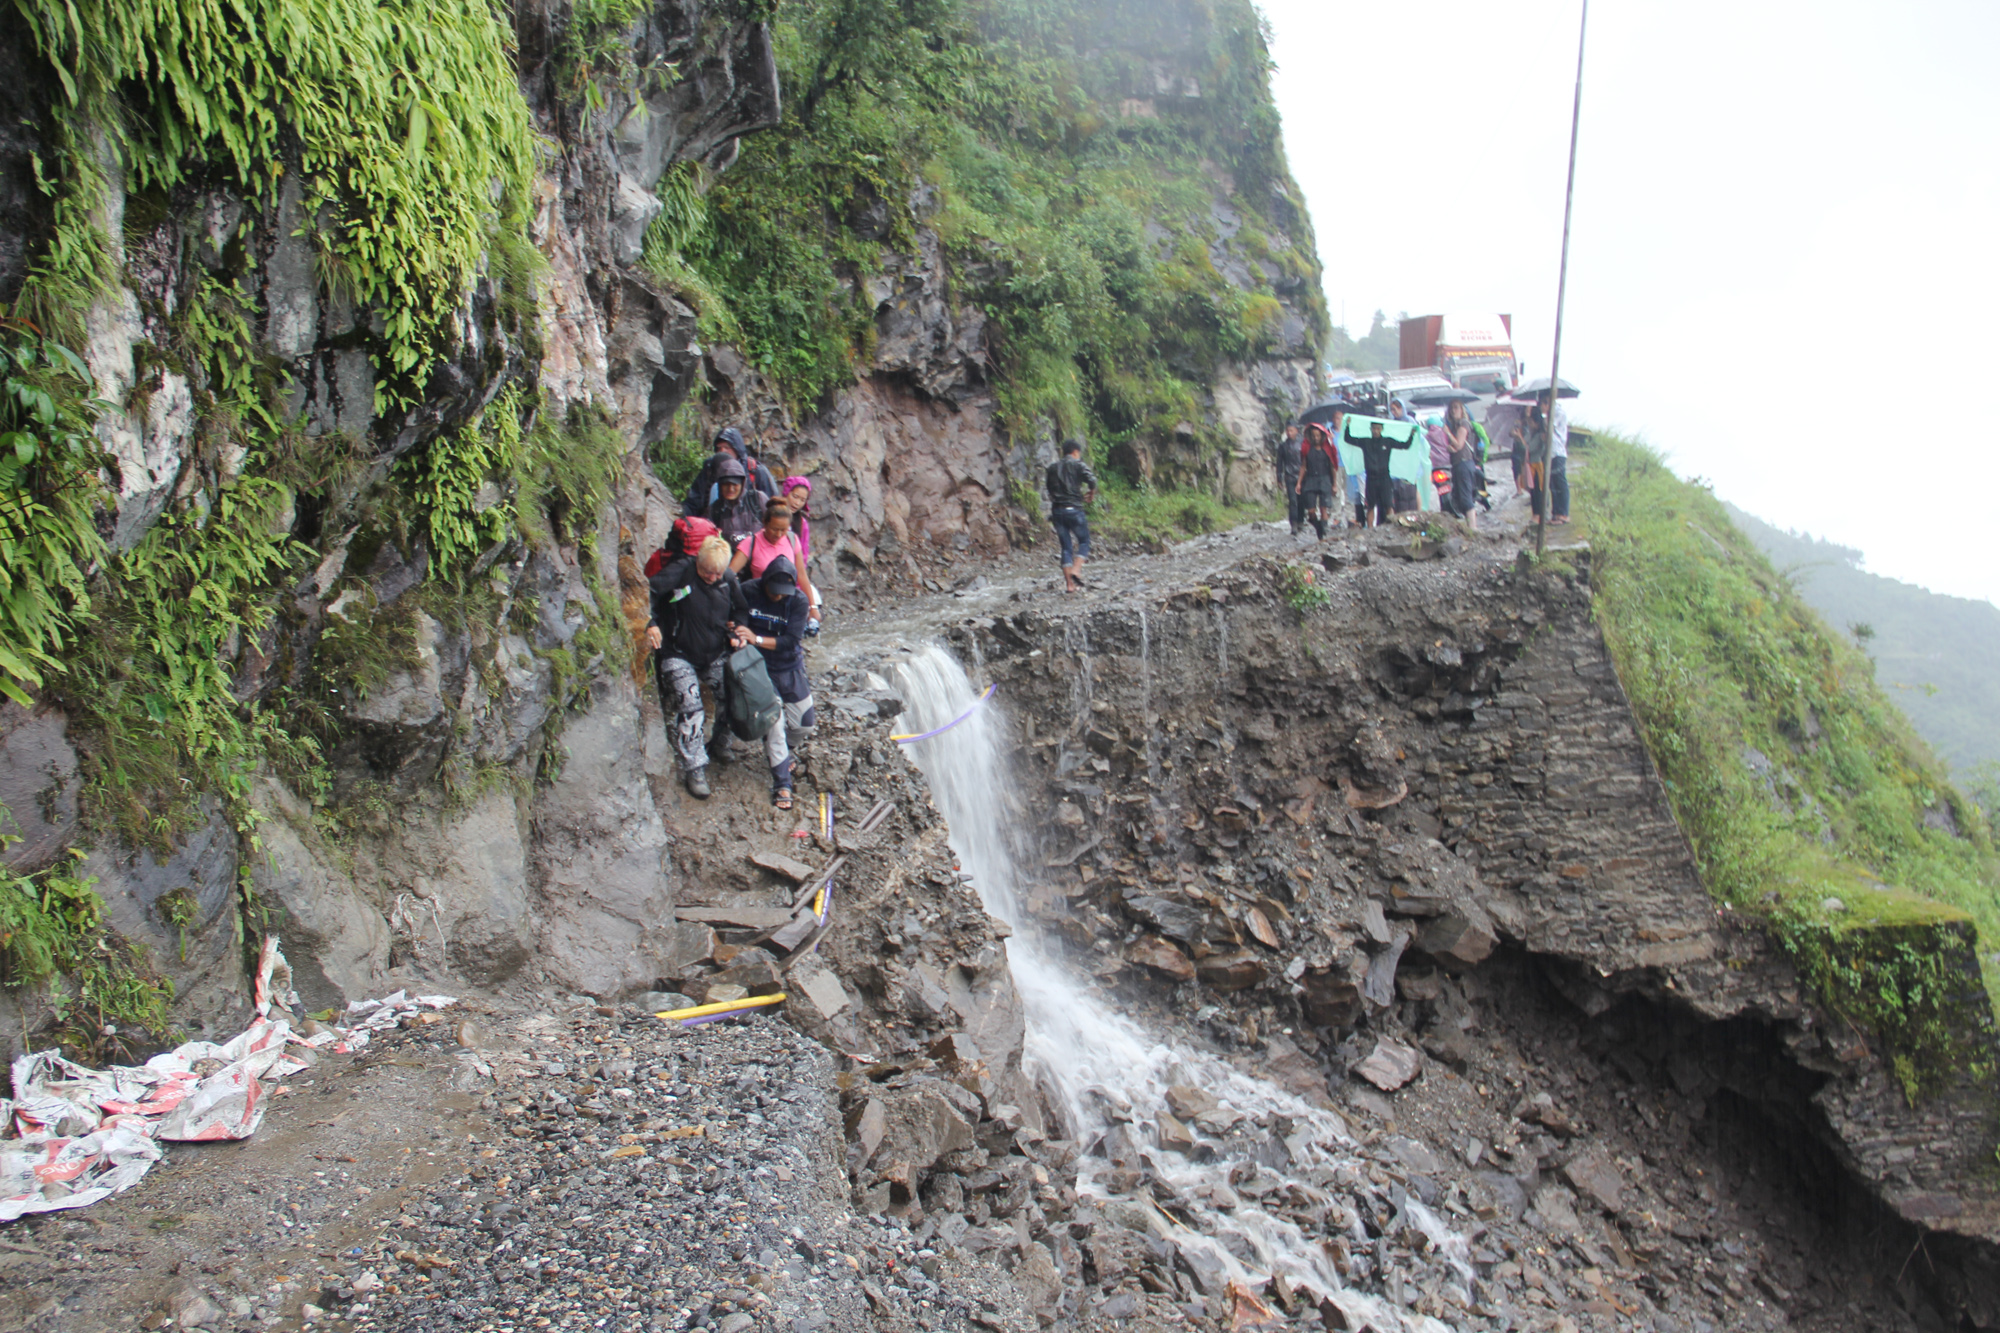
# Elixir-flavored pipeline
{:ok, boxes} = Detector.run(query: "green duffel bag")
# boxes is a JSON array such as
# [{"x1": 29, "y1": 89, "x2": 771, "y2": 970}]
[{"x1": 724, "y1": 644, "x2": 783, "y2": 741}]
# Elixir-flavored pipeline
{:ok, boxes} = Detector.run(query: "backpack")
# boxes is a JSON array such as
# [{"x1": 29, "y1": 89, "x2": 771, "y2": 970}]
[
  {"x1": 645, "y1": 516, "x2": 719, "y2": 577},
  {"x1": 724, "y1": 644, "x2": 784, "y2": 741}
]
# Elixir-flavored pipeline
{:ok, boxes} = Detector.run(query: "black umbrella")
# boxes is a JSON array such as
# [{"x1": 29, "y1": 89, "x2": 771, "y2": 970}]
[
  {"x1": 1512, "y1": 376, "x2": 1580, "y2": 399},
  {"x1": 1407, "y1": 387, "x2": 1481, "y2": 405},
  {"x1": 1298, "y1": 400, "x2": 1364, "y2": 426}
]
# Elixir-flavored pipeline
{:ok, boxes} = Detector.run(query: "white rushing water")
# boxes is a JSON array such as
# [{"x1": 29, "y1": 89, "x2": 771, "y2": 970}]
[{"x1": 892, "y1": 645, "x2": 1469, "y2": 1332}]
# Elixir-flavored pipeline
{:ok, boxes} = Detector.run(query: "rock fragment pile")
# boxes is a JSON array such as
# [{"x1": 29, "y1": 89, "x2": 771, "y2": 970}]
[{"x1": 343, "y1": 1005, "x2": 1030, "y2": 1333}]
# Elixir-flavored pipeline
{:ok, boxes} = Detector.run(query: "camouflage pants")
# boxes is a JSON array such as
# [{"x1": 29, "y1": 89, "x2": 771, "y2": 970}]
[{"x1": 656, "y1": 654, "x2": 724, "y2": 774}]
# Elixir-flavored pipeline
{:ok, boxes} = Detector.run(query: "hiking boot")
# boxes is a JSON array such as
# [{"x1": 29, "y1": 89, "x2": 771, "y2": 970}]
[{"x1": 683, "y1": 766, "x2": 711, "y2": 799}]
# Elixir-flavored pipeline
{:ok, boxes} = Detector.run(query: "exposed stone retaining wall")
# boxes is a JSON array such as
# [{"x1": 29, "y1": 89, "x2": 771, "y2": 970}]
[{"x1": 951, "y1": 532, "x2": 2000, "y2": 1318}]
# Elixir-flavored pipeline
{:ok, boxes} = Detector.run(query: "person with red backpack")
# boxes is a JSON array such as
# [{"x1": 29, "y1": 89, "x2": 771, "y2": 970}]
[
  {"x1": 646, "y1": 534, "x2": 751, "y2": 798},
  {"x1": 644, "y1": 514, "x2": 719, "y2": 581}
]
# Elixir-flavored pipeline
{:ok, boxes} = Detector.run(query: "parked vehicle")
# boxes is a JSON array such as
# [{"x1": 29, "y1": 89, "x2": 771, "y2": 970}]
[
  {"x1": 1374, "y1": 367, "x2": 1455, "y2": 400},
  {"x1": 1399, "y1": 313, "x2": 1519, "y2": 392}
]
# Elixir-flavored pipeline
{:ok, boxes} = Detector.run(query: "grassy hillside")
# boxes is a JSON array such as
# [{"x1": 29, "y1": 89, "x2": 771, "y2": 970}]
[
  {"x1": 1575, "y1": 436, "x2": 2000, "y2": 1084},
  {"x1": 1724, "y1": 504, "x2": 2000, "y2": 783},
  {"x1": 665, "y1": 0, "x2": 1326, "y2": 473}
]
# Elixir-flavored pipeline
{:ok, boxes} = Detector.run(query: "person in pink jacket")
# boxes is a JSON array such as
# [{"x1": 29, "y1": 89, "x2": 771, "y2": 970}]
[{"x1": 778, "y1": 476, "x2": 822, "y2": 631}]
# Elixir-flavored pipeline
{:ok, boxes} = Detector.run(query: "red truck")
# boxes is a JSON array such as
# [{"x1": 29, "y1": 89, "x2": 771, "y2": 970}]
[{"x1": 1399, "y1": 314, "x2": 1519, "y2": 394}]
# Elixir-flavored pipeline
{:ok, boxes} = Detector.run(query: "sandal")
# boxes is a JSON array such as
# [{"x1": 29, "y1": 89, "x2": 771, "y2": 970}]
[{"x1": 773, "y1": 788, "x2": 793, "y2": 811}]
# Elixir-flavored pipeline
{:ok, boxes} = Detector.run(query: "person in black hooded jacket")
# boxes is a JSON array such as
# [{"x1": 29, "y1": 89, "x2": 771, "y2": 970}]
[
  {"x1": 707, "y1": 457, "x2": 767, "y2": 545},
  {"x1": 742, "y1": 555, "x2": 816, "y2": 810},
  {"x1": 685, "y1": 427, "x2": 755, "y2": 518},
  {"x1": 646, "y1": 534, "x2": 751, "y2": 798},
  {"x1": 740, "y1": 441, "x2": 780, "y2": 500},
  {"x1": 683, "y1": 432, "x2": 733, "y2": 519}
]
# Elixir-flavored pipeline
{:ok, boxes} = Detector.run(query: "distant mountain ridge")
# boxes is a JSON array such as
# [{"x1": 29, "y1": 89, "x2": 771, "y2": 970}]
[{"x1": 1726, "y1": 504, "x2": 2000, "y2": 778}]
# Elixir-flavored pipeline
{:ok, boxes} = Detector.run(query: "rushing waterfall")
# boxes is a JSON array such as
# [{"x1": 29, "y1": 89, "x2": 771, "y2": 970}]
[{"x1": 892, "y1": 645, "x2": 1467, "y2": 1333}]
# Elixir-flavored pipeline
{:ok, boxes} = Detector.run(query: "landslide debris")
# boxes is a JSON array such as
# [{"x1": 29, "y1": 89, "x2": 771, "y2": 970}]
[
  {"x1": 348, "y1": 1005, "x2": 1029, "y2": 1333},
  {"x1": 875, "y1": 509, "x2": 1996, "y2": 1329}
]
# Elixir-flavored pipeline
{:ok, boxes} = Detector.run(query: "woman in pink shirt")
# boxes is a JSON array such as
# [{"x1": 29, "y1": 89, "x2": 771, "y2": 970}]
[{"x1": 729, "y1": 496, "x2": 821, "y2": 630}]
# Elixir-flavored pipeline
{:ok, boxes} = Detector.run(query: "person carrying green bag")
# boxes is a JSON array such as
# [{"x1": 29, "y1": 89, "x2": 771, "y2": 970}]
[{"x1": 646, "y1": 535, "x2": 751, "y2": 799}]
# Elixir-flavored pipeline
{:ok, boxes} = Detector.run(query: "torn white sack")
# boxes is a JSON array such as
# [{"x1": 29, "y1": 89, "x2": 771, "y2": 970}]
[{"x1": 2, "y1": 943, "x2": 454, "y2": 1222}]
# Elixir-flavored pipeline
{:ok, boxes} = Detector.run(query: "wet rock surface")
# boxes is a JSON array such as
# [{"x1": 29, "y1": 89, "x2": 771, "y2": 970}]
[
  {"x1": 6, "y1": 485, "x2": 1999, "y2": 1333},
  {"x1": 807, "y1": 488, "x2": 2000, "y2": 1329}
]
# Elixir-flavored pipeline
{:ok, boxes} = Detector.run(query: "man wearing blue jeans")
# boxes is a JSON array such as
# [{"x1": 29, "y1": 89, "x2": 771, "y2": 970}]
[{"x1": 1045, "y1": 439, "x2": 1098, "y2": 593}]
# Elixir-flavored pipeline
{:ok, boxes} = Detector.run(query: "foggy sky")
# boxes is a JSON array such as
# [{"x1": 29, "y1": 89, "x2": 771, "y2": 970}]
[{"x1": 1257, "y1": 0, "x2": 2000, "y2": 607}]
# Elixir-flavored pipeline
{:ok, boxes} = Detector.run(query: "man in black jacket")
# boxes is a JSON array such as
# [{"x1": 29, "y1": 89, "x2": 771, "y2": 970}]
[
  {"x1": 683, "y1": 429, "x2": 739, "y2": 519},
  {"x1": 1044, "y1": 439, "x2": 1098, "y2": 594},
  {"x1": 646, "y1": 535, "x2": 751, "y2": 798},
  {"x1": 685, "y1": 426, "x2": 776, "y2": 516},
  {"x1": 1347, "y1": 419, "x2": 1412, "y2": 528},
  {"x1": 1275, "y1": 423, "x2": 1303, "y2": 536}
]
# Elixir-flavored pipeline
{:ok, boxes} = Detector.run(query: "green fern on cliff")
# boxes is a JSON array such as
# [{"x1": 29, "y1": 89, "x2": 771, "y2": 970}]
[
  {"x1": 60, "y1": 480, "x2": 320, "y2": 845},
  {"x1": 11, "y1": 0, "x2": 538, "y2": 405},
  {"x1": 0, "y1": 845, "x2": 176, "y2": 1058},
  {"x1": 402, "y1": 390, "x2": 528, "y2": 579},
  {"x1": 0, "y1": 328, "x2": 109, "y2": 707}
]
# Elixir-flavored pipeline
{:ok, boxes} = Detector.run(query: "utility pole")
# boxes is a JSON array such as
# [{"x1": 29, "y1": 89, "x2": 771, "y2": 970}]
[{"x1": 1538, "y1": 0, "x2": 1588, "y2": 556}]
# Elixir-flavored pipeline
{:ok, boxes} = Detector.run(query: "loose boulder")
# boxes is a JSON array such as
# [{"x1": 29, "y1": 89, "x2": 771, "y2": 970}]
[
  {"x1": 1196, "y1": 951, "x2": 1267, "y2": 993},
  {"x1": 1353, "y1": 1037, "x2": 1423, "y2": 1092},
  {"x1": 1127, "y1": 934, "x2": 1196, "y2": 982}
]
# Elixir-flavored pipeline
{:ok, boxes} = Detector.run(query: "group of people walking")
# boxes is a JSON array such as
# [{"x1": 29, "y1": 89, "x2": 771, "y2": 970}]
[
  {"x1": 645, "y1": 429, "x2": 821, "y2": 808},
  {"x1": 644, "y1": 400, "x2": 1571, "y2": 809},
  {"x1": 1275, "y1": 391, "x2": 1573, "y2": 538}
]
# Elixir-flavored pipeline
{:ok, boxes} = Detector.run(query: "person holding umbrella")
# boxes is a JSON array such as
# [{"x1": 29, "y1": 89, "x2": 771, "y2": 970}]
[
  {"x1": 1509, "y1": 398, "x2": 1570, "y2": 523},
  {"x1": 1294, "y1": 419, "x2": 1343, "y2": 540},
  {"x1": 1541, "y1": 391, "x2": 1571, "y2": 523},
  {"x1": 1506, "y1": 377, "x2": 1578, "y2": 524}
]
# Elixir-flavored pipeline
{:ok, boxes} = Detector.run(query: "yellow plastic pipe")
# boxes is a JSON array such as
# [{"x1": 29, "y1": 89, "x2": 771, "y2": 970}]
[{"x1": 655, "y1": 993, "x2": 787, "y2": 1022}]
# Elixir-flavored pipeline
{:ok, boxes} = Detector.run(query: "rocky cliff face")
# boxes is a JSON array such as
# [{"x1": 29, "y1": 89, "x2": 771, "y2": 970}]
[
  {"x1": 0, "y1": 0, "x2": 784, "y2": 1048},
  {"x1": 655, "y1": 0, "x2": 1327, "y2": 581},
  {"x1": 0, "y1": 0, "x2": 1330, "y2": 1057},
  {"x1": 687, "y1": 199, "x2": 1322, "y2": 582}
]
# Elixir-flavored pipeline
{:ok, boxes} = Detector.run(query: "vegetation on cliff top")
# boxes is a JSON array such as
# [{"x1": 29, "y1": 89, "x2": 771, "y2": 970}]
[
  {"x1": 1578, "y1": 434, "x2": 2000, "y2": 1091},
  {"x1": 661, "y1": 0, "x2": 1326, "y2": 468}
]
